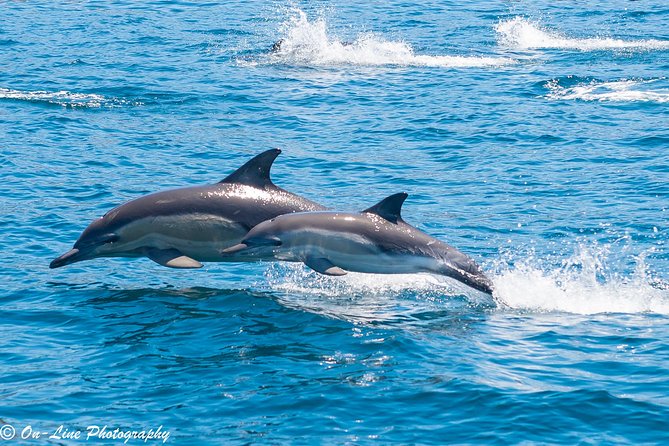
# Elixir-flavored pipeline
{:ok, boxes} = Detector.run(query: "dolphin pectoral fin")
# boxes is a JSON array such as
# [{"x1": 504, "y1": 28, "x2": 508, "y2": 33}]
[
  {"x1": 305, "y1": 257, "x2": 347, "y2": 276},
  {"x1": 146, "y1": 248, "x2": 203, "y2": 269}
]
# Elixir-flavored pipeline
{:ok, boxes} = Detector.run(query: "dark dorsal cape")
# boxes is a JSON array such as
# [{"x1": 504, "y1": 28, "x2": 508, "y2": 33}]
[{"x1": 362, "y1": 192, "x2": 408, "y2": 224}]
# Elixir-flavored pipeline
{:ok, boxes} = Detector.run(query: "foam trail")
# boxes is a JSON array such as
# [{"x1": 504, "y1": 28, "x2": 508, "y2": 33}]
[
  {"x1": 496, "y1": 17, "x2": 669, "y2": 51},
  {"x1": 0, "y1": 88, "x2": 141, "y2": 108},
  {"x1": 261, "y1": 263, "x2": 494, "y2": 324},
  {"x1": 492, "y1": 245, "x2": 669, "y2": 315},
  {"x1": 264, "y1": 262, "x2": 493, "y2": 301},
  {"x1": 545, "y1": 78, "x2": 669, "y2": 103},
  {"x1": 268, "y1": 9, "x2": 514, "y2": 68}
]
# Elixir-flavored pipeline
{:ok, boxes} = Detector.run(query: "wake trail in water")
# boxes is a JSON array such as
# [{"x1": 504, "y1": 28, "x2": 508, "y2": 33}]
[
  {"x1": 496, "y1": 17, "x2": 669, "y2": 51},
  {"x1": 261, "y1": 9, "x2": 514, "y2": 68},
  {"x1": 0, "y1": 87, "x2": 141, "y2": 108},
  {"x1": 262, "y1": 263, "x2": 493, "y2": 324},
  {"x1": 262, "y1": 243, "x2": 668, "y2": 318},
  {"x1": 545, "y1": 77, "x2": 669, "y2": 103}
]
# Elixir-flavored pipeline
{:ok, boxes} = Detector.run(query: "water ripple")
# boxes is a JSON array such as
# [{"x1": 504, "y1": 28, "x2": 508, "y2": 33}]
[
  {"x1": 544, "y1": 77, "x2": 669, "y2": 103},
  {"x1": 0, "y1": 87, "x2": 142, "y2": 108}
]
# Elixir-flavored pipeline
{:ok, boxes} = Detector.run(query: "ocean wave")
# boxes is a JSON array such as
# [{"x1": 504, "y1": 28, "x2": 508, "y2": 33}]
[
  {"x1": 263, "y1": 9, "x2": 514, "y2": 68},
  {"x1": 496, "y1": 17, "x2": 669, "y2": 51},
  {"x1": 545, "y1": 78, "x2": 669, "y2": 103},
  {"x1": 0, "y1": 87, "x2": 142, "y2": 108},
  {"x1": 492, "y1": 244, "x2": 669, "y2": 315}
]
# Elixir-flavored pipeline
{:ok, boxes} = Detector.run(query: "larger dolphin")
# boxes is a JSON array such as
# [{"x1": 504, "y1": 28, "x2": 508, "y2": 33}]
[
  {"x1": 50, "y1": 149, "x2": 326, "y2": 269},
  {"x1": 221, "y1": 193, "x2": 494, "y2": 295}
]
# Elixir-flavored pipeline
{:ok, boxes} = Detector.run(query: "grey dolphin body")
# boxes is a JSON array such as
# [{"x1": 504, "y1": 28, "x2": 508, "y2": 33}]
[
  {"x1": 270, "y1": 39, "x2": 354, "y2": 53},
  {"x1": 222, "y1": 193, "x2": 494, "y2": 295},
  {"x1": 50, "y1": 149, "x2": 326, "y2": 269}
]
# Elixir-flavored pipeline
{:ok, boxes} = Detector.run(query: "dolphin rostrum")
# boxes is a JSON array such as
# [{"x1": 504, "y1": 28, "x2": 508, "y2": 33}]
[
  {"x1": 50, "y1": 149, "x2": 326, "y2": 269},
  {"x1": 221, "y1": 193, "x2": 494, "y2": 294}
]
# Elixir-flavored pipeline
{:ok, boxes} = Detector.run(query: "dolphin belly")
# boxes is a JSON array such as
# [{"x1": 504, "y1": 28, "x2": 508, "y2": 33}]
[
  {"x1": 316, "y1": 249, "x2": 493, "y2": 294},
  {"x1": 286, "y1": 237, "x2": 438, "y2": 275},
  {"x1": 114, "y1": 214, "x2": 250, "y2": 263},
  {"x1": 323, "y1": 252, "x2": 436, "y2": 275}
]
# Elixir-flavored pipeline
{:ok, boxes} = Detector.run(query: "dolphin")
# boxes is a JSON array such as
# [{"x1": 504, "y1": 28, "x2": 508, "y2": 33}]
[
  {"x1": 221, "y1": 193, "x2": 494, "y2": 295},
  {"x1": 270, "y1": 38, "x2": 354, "y2": 54},
  {"x1": 50, "y1": 149, "x2": 326, "y2": 269},
  {"x1": 270, "y1": 39, "x2": 286, "y2": 53}
]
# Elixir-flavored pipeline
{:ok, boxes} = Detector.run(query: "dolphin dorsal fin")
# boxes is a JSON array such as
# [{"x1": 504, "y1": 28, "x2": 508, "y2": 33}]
[
  {"x1": 362, "y1": 192, "x2": 408, "y2": 223},
  {"x1": 219, "y1": 149, "x2": 281, "y2": 189}
]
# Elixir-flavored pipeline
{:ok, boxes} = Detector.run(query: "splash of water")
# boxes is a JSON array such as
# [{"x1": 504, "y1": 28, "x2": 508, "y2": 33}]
[
  {"x1": 259, "y1": 242, "x2": 668, "y2": 318},
  {"x1": 496, "y1": 17, "x2": 669, "y2": 51},
  {"x1": 260, "y1": 262, "x2": 493, "y2": 324},
  {"x1": 545, "y1": 78, "x2": 669, "y2": 103},
  {"x1": 0, "y1": 87, "x2": 141, "y2": 108},
  {"x1": 266, "y1": 9, "x2": 514, "y2": 68},
  {"x1": 492, "y1": 244, "x2": 669, "y2": 315},
  {"x1": 263, "y1": 262, "x2": 483, "y2": 298}
]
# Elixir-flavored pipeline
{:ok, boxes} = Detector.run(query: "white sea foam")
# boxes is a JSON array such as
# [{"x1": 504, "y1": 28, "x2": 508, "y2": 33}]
[
  {"x1": 262, "y1": 262, "x2": 493, "y2": 324},
  {"x1": 0, "y1": 88, "x2": 140, "y2": 108},
  {"x1": 545, "y1": 78, "x2": 669, "y2": 103},
  {"x1": 492, "y1": 245, "x2": 669, "y2": 315},
  {"x1": 265, "y1": 263, "x2": 492, "y2": 299},
  {"x1": 261, "y1": 243, "x2": 668, "y2": 318},
  {"x1": 496, "y1": 17, "x2": 669, "y2": 51},
  {"x1": 267, "y1": 9, "x2": 514, "y2": 68}
]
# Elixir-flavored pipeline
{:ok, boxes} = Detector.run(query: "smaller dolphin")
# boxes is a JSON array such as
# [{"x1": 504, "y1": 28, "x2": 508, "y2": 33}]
[
  {"x1": 270, "y1": 39, "x2": 354, "y2": 54},
  {"x1": 270, "y1": 39, "x2": 286, "y2": 53},
  {"x1": 50, "y1": 149, "x2": 326, "y2": 269},
  {"x1": 222, "y1": 193, "x2": 494, "y2": 295}
]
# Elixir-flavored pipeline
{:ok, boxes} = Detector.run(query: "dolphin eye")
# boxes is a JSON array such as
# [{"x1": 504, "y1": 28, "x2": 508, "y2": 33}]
[{"x1": 102, "y1": 233, "x2": 120, "y2": 244}]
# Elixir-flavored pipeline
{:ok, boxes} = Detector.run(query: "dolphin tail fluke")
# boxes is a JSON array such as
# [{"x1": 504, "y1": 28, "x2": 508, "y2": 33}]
[
  {"x1": 439, "y1": 264, "x2": 494, "y2": 295},
  {"x1": 467, "y1": 275, "x2": 494, "y2": 295}
]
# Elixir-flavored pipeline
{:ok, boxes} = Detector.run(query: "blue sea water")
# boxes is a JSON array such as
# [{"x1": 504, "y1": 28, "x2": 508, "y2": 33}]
[{"x1": 1, "y1": 0, "x2": 668, "y2": 444}]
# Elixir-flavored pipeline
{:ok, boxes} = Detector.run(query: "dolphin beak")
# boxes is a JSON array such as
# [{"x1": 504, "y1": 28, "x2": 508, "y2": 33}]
[
  {"x1": 220, "y1": 243, "x2": 249, "y2": 255},
  {"x1": 49, "y1": 248, "x2": 82, "y2": 269}
]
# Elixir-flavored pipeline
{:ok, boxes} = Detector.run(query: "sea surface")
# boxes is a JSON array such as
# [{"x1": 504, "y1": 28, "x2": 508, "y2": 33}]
[{"x1": 1, "y1": 1, "x2": 668, "y2": 444}]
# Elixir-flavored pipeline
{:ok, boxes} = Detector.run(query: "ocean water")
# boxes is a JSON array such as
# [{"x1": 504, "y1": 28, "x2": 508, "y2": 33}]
[{"x1": 1, "y1": 1, "x2": 668, "y2": 444}]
